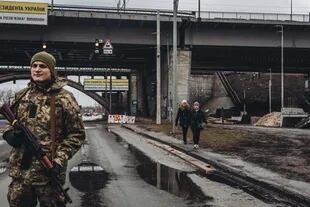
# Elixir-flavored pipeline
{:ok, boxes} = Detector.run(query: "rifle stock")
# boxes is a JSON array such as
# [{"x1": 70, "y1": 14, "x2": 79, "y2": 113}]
[{"x1": 0, "y1": 103, "x2": 72, "y2": 204}]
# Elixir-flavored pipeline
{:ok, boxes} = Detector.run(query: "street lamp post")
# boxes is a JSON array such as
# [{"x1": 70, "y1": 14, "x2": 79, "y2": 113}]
[
  {"x1": 156, "y1": 11, "x2": 161, "y2": 125},
  {"x1": 269, "y1": 68, "x2": 272, "y2": 113},
  {"x1": 198, "y1": 0, "x2": 201, "y2": 21},
  {"x1": 290, "y1": 0, "x2": 293, "y2": 21},
  {"x1": 280, "y1": 25, "x2": 284, "y2": 111},
  {"x1": 275, "y1": 25, "x2": 284, "y2": 112},
  {"x1": 172, "y1": 0, "x2": 179, "y2": 133}
]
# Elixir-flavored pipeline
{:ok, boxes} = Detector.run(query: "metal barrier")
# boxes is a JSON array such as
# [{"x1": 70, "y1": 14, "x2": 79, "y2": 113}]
[
  {"x1": 0, "y1": 65, "x2": 131, "y2": 73},
  {"x1": 49, "y1": 4, "x2": 195, "y2": 18},
  {"x1": 48, "y1": 4, "x2": 309, "y2": 23},
  {"x1": 199, "y1": 11, "x2": 309, "y2": 22}
]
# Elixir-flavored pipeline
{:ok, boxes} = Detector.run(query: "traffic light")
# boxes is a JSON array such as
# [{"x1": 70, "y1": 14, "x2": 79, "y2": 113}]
[{"x1": 94, "y1": 39, "x2": 103, "y2": 54}]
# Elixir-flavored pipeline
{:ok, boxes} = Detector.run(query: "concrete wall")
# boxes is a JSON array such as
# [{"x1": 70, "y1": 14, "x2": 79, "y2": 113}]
[
  {"x1": 189, "y1": 73, "x2": 234, "y2": 114},
  {"x1": 189, "y1": 74, "x2": 214, "y2": 105}
]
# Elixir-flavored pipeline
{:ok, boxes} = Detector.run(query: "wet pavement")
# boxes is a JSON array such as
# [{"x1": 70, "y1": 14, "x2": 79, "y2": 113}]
[
  {"x1": 110, "y1": 125, "x2": 274, "y2": 207},
  {"x1": 0, "y1": 123, "x2": 290, "y2": 206},
  {"x1": 120, "y1": 124, "x2": 310, "y2": 207}
]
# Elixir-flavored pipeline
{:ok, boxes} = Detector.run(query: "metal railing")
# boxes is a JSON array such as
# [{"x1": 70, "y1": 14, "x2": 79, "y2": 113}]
[
  {"x1": 49, "y1": 4, "x2": 195, "y2": 18},
  {"x1": 48, "y1": 4, "x2": 310, "y2": 23},
  {"x1": 198, "y1": 11, "x2": 310, "y2": 22},
  {"x1": 0, "y1": 65, "x2": 131, "y2": 73}
]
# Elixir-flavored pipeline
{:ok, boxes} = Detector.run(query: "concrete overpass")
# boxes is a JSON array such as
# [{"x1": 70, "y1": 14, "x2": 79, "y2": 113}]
[
  {"x1": 1, "y1": 5, "x2": 310, "y2": 116},
  {"x1": 1, "y1": 4, "x2": 310, "y2": 72}
]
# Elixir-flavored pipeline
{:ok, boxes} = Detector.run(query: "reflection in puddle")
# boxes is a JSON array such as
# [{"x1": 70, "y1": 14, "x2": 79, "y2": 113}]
[
  {"x1": 69, "y1": 161, "x2": 110, "y2": 207},
  {"x1": 135, "y1": 153, "x2": 212, "y2": 205},
  {"x1": 115, "y1": 135, "x2": 212, "y2": 206},
  {"x1": 0, "y1": 160, "x2": 8, "y2": 174},
  {"x1": 80, "y1": 192, "x2": 107, "y2": 207},
  {"x1": 69, "y1": 161, "x2": 110, "y2": 192}
]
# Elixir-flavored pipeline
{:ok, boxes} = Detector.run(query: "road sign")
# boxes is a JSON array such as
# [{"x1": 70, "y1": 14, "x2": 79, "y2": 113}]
[{"x1": 103, "y1": 39, "x2": 113, "y2": 55}]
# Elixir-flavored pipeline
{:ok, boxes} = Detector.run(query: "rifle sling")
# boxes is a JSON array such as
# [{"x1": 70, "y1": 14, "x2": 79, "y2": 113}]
[{"x1": 50, "y1": 94, "x2": 56, "y2": 160}]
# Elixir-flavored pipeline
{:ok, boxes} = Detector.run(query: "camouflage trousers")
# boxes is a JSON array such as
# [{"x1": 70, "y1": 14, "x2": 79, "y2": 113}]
[{"x1": 7, "y1": 179, "x2": 66, "y2": 207}]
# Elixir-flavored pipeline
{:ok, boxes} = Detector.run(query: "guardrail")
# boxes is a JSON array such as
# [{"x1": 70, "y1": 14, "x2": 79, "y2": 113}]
[
  {"x1": 198, "y1": 11, "x2": 309, "y2": 22},
  {"x1": 49, "y1": 4, "x2": 196, "y2": 18},
  {"x1": 48, "y1": 4, "x2": 310, "y2": 23},
  {"x1": 0, "y1": 65, "x2": 131, "y2": 73}
]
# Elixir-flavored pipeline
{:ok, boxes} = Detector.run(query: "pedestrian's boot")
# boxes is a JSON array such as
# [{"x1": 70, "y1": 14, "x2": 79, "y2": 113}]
[{"x1": 194, "y1": 144, "x2": 199, "y2": 150}]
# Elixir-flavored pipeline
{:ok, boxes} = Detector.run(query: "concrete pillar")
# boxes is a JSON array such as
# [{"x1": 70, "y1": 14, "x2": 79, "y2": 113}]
[
  {"x1": 161, "y1": 50, "x2": 169, "y2": 119},
  {"x1": 175, "y1": 50, "x2": 191, "y2": 105},
  {"x1": 168, "y1": 49, "x2": 191, "y2": 120},
  {"x1": 129, "y1": 74, "x2": 137, "y2": 115},
  {"x1": 137, "y1": 69, "x2": 144, "y2": 116}
]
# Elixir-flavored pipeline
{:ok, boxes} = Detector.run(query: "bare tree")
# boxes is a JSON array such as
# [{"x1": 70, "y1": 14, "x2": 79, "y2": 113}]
[{"x1": 0, "y1": 89, "x2": 15, "y2": 104}]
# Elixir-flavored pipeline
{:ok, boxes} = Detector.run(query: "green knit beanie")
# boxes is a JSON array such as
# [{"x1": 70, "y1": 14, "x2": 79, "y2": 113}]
[{"x1": 30, "y1": 51, "x2": 57, "y2": 79}]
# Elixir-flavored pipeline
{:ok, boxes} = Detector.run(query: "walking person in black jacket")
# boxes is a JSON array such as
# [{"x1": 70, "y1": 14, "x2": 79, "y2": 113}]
[
  {"x1": 175, "y1": 100, "x2": 191, "y2": 144},
  {"x1": 190, "y1": 101, "x2": 207, "y2": 149}
]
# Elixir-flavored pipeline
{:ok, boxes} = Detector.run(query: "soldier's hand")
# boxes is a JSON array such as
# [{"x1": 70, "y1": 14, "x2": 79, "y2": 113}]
[
  {"x1": 3, "y1": 128, "x2": 25, "y2": 147},
  {"x1": 50, "y1": 162, "x2": 62, "y2": 178}
]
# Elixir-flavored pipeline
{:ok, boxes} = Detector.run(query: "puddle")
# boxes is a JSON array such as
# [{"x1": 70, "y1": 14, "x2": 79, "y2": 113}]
[
  {"x1": 115, "y1": 135, "x2": 212, "y2": 206},
  {"x1": 69, "y1": 161, "x2": 109, "y2": 207},
  {"x1": 80, "y1": 192, "x2": 107, "y2": 207},
  {"x1": 69, "y1": 161, "x2": 110, "y2": 192},
  {"x1": 0, "y1": 159, "x2": 8, "y2": 174}
]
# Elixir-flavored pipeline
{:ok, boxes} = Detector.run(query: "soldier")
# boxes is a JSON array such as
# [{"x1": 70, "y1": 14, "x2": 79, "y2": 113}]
[{"x1": 3, "y1": 51, "x2": 85, "y2": 207}]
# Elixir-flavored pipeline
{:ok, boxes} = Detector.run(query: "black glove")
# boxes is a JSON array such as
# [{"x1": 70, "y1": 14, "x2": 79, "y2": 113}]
[
  {"x1": 50, "y1": 162, "x2": 62, "y2": 178},
  {"x1": 3, "y1": 128, "x2": 25, "y2": 147}
]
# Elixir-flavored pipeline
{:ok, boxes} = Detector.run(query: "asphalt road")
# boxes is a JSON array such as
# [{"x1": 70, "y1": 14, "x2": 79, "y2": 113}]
[
  {"x1": 0, "y1": 123, "x2": 191, "y2": 207},
  {"x1": 0, "y1": 123, "x2": 274, "y2": 207}
]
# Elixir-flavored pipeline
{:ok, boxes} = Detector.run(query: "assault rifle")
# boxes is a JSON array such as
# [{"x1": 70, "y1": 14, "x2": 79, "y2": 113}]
[{"x1": 0, "y1": 103, "x2": 72, "y2": 204}]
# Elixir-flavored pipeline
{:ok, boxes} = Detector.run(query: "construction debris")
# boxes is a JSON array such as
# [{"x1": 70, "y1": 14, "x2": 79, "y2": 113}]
[{"x1": 254, "y1": 112, "x2": 282, "y2": 127}]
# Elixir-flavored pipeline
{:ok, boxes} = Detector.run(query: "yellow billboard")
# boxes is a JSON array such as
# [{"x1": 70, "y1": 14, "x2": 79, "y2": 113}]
[
  {"x1": 0, "y1": 1, "x2": 48, "y2": 25},
  {"x1": 84, "y1": 79, "x2": 129, "y2": 91},
  {"x1": 0, "y1": 1, "x2": 47, "y2": 14}
]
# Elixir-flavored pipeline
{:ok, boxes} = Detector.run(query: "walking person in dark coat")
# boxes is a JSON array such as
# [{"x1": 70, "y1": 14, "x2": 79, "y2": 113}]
[
  {"x1": 175, "y1": 100, "x2": 191, "y2": 144},
  {"x1": 190, "y1": 101, "x2": 207, "y2": 149}
]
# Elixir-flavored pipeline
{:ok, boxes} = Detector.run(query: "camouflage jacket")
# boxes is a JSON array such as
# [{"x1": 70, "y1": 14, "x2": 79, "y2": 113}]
[{"x1": 5, "y1": 77, "x2": 85, "y2": 185}]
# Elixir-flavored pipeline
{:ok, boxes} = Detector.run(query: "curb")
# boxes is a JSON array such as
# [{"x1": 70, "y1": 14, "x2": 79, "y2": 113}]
[{"x1": 122, "y1": 124, "x2": 310, "y2": 207}]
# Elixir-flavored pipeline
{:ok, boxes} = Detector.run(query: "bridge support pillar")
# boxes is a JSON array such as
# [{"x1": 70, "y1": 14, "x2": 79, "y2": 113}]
[
  {"x1": 129, "y1": 73, "x2": 138, "y2": 116},
  {"x1": 168, "y1": 49, "x2": 191, "y2": 119}
]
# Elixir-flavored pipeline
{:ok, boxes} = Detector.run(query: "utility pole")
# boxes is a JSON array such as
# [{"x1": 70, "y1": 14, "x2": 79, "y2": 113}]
[
  {"x1": 109, "y1": 68, "x2": 112, "y2": 113},
  {"x1": 281, "y1": 25, "x2": 284, "y2": 111},
  {"x1": 290, "y1": 0, "x2": 293, "y2": 21},
  {"x1": 172, "y1": 0, "x2": 179, "y2": 133},
  {"x1": 51, "y1": 0, "x2": 54, "y2": 12},
  {"x1": 198, "y1": 0, "x2": 201, "y2": 21},
  {"x1": 243, "y1": 88, "x2": 246, "y2": 114},
  {"x1": 156, "y1": 11, "x2": 161, "y2": 125},
  {"x1": 105, "y1": 68, "x2": 108, "y2": 99},
  {"x1": 269, "y1": 68, "x2": 272, "y2": 113},
  {"x1": 275, "y1": 25, "x2": 284, "y2": 112}
]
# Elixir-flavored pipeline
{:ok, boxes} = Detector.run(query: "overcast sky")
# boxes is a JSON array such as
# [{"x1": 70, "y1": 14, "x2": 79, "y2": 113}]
[{"x1": 5, "y1": 0, "x2": 310, "y2": 14}]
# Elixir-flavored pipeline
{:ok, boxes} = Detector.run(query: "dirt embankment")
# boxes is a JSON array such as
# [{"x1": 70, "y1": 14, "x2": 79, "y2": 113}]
[{"x1": 138, "y1": 122, "x2": 310, "y2": 183}]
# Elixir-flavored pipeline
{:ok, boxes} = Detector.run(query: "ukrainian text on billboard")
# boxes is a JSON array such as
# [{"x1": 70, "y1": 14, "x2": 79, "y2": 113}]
[{"x1": 0, "y1": 1, "x2": 48, "y2": 25}]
